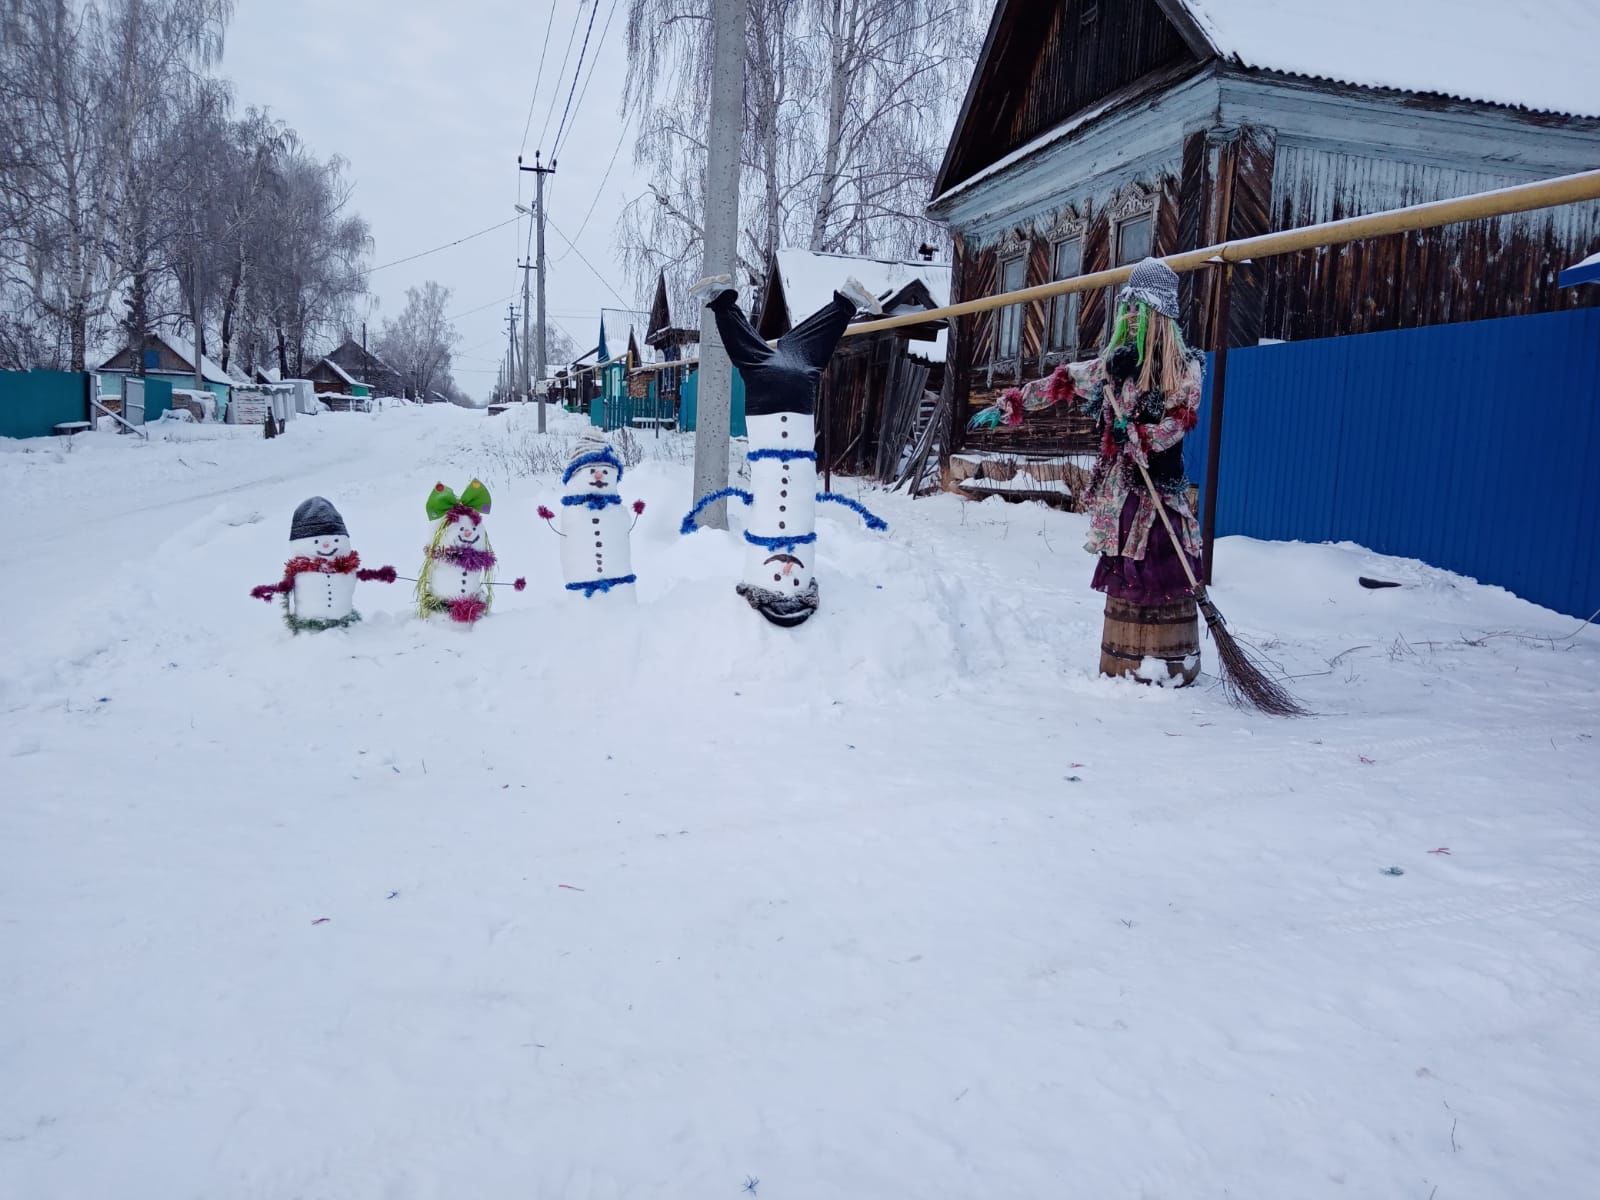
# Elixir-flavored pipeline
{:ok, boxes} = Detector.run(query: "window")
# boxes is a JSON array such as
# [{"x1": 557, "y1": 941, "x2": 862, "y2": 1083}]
[
  {"x1": 1115, "y1": 212, "x2": 1154, "y2": 267},
  {"x1": 1107, "y1": 198, "x2": 1157, "y2": 336},
  {"x1": 1050, "y1": 238, "x2": 1082, "y2": 353},
  {"x1": 996, "y1": 255, "x2": 1027, "y2": 361}
]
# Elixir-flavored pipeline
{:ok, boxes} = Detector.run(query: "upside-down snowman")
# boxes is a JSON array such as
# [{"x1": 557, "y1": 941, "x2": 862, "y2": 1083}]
[
  {"x1": 680, "y1": 278, "x2": 888, "y2": 627},
  {"x1": 250, "y1": 497, "x2": 397, "y2": 633},
  {"x1": 416, "y1": 479, "x2": 523, "y2": 625},
  {"x1": 537, "y1": 433, "x2": 645, "y2": 600}
]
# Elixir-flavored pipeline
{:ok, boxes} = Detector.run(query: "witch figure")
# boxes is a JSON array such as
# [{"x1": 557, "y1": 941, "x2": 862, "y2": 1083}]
[
  {"x1": 680, "y1": 275, "x2": 889, "y2": 627},
  {"x1": 1017, "y1": 258, "x2": 1206, "y2": 684}
]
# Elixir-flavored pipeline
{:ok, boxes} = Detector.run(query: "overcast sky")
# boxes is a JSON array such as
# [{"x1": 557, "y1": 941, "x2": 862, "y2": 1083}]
[{"x1": 224, "y1": 0, "x2": 646, "y2": 398}]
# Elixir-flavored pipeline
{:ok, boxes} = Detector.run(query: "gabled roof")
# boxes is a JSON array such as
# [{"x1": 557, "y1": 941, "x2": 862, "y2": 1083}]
[
  {"x1": 935, "y1": 0, "x2": 1598, "y2": 199},
  {"x1": 97, "y1": 332, "x2": 236, "y2": 386},
  {"x1": 598, "y1": 308, "x2": 654, "y2": 365},
  {"x1": 1172, "y1": 0, "x2": 1598, "y2": 117},
  {"x1": 320, "y1": 358, "x2": 360, "y2": 386},
  {"x1": 762, "y1": 249, "x2": 952, "y2": 336}
]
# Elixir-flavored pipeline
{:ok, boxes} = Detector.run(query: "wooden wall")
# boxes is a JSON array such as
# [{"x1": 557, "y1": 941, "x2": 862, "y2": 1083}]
[
  {"x1": 1261, "y1": 144, "x2": 1600, "y2": 340},
  {"x1": 946, "y1": 164, "x2": 1187, "y2": 456},
  {"x1": 941, "y1": 0, "x2": 1192, "y2": 192}
]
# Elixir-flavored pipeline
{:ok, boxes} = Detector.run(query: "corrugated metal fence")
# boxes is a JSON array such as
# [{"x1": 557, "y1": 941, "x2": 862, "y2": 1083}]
[
  {"x1": 0, "y1": 370, "x2": 89, "y2": 438},
  {"x1": 1185, "y1": 308, "x2": 1600, "y2": 619}
]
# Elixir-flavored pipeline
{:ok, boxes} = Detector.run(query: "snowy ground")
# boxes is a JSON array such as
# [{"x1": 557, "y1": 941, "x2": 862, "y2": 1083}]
[{"x1": 3, "y1": 404, "x2": 1598, "y2": 1199}]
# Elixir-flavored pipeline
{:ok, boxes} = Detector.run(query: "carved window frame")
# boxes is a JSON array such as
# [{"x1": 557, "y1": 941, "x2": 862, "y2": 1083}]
[
  {"x1": 1106, "y1": 183, "x2": 1157, "y2": 336},
  {"x1": 992, "y1": 230, "x2": 1029, "y2": 373},
  {"x1": 1046, "y1": 210, "x2": 1087, "y2": 359}
]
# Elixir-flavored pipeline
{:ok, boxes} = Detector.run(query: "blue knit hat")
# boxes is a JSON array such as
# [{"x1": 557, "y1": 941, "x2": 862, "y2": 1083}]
[{"x1": 562, "y1": 434, "x2": 624, "y2": 485}]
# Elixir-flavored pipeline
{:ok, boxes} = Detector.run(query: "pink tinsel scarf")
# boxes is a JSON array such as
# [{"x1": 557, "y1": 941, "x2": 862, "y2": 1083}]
[{"x1": 430, "y1": 544, "x2": 498, "y2": 572}]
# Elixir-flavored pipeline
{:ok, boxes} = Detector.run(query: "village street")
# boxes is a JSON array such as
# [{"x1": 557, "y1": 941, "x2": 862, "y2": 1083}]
[{"x1": 4, "y1": 405, "x2": 1598, "y2": 1198}]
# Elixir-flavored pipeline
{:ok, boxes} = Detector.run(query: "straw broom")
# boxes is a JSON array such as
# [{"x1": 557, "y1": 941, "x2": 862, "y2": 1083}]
[{"x1": 1105, "y1": 389, "x2": 1306, "y2": 716}]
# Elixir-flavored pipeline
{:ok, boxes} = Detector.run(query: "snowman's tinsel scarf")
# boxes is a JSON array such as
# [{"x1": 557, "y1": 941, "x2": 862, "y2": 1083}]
[
  {"x1": 562, "y1": 494, "x2": 622, "y2": 509},
  {"x1": 415, "y1": 516, "x2": 496, "y2": 620},
  {"x1": 565, "y1": 574, "x2": 637, "y2": 597},
  {"x1": 281, "y1": 599, "x2": 362, "y2": 635}
]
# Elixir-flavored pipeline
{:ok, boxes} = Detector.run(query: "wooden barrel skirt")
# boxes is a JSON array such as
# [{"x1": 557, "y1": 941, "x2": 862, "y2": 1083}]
[{"x1": 1099, "y1": 596, "x2": 1201, "y2": 687}]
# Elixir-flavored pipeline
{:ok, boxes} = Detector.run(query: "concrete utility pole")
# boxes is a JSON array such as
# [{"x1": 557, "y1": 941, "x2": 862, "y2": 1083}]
[
  {"x1": 519, "y1": 257, "x2": 534, "y2": 405},
  {"x1": 505, "y1": 304, "x2": 519, "y2": 402},
  {"x1": 519, "y1": 154, "x2": 557, "y2": 432},
  {"x1": 691, "y1": 0, "x2": 747, "y2": 529}
]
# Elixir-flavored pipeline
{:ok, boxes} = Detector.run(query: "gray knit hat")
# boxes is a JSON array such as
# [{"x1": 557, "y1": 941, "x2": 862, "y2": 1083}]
[
  {"x1": 1118, "y1": 257, "x2": 1180, "y2": 320},
  {"x1": 290, "y1": 496, "x2": 347, "y2": 541}
]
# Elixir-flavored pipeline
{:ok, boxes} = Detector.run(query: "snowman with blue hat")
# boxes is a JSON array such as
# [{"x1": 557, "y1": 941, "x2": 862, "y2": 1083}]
[{"x1": 537, "y1": 432, "x2": 645, "y2": 600}]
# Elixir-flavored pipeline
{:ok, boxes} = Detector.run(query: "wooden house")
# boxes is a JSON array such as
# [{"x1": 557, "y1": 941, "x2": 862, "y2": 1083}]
[
  {"x1": 307, "y1": 339, "x2": 405, "y2": 398},
  {"x1": 97, "y1": 333, "x2": 241, "y2": 419},
  {"x1": 754, "y1": 249, "x2": 950, "y2": 483},
  {"x1": 927, "y1": 0, "x2": 1600, "y2": 459},
  {"x1": 643, "y1": 272, "x2": 699, "y2": 425}
]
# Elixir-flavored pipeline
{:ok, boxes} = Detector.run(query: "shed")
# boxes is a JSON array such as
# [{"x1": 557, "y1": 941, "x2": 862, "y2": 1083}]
[
  {"x1": 755, "y1": 249, "x2": 951, "y2": 482},
  {"x1": 97, "y1": 333, "x2": 238, "y2": 420}
]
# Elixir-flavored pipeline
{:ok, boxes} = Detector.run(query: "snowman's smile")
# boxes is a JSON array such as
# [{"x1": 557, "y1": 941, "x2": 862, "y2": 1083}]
[
  {"x1": 457, "y1": 531, "x2": 479, "y2": 545},
  {"x1": 315, "y1": 548, "x2": 338, "y2": 557}
]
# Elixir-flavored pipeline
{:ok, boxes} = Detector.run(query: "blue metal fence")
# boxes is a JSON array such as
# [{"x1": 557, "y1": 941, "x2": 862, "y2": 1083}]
[{"x1": 1185, "y1": 308, "x2": 1600, "y2": 619}]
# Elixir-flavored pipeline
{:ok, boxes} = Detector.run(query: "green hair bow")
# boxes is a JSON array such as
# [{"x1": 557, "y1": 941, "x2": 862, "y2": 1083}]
[{"x1": 426, "y1": 478, "x2": 492, "y2": 521}]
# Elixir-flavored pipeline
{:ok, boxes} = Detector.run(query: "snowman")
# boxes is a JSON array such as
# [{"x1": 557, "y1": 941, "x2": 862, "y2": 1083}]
[
  {"x1": 250, "y1": 497, "x2": 397, "y2": 633},
  {"x1": 417, "y1": 479, "x2": 523, "y2": 625},
  {"x1": 680, "y1": 279, "x2": 888, "y2": 627},
  {"x1": 536, "y1": 433, "x2": 645, "y2": 599}
]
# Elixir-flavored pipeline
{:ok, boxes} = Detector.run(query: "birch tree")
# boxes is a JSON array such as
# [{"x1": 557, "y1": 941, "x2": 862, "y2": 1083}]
[
  {"x1": 617, "y1": 0, "x2": 977, "y2": 310},
  {"x1": 375, "y1": 282, "x2": 459, "y2": 400}
]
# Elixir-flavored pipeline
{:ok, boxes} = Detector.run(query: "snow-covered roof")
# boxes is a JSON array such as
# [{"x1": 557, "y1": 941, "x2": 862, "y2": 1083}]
[
  {"x1": 599, "y1": 308, "x2": 656, "y2": 365},
  {"x1": 98, "y1": 332, "x2": 235, "y2": 386},
  {"x1": 321, "y1": 358, "x2": 360, "y2": 386},
  {"x1": 160, "y1": 334, "x2": 236, "y2": 386},
  {"x1": 772, "y1": 250, "x2": 952, "y2": 326},
  {"x1": 1560, "y1": 250, "x2": 1600, "y2": 287},
  {"x1": 1178, "y1": 0, "x2": 1599, "y2": 117}
]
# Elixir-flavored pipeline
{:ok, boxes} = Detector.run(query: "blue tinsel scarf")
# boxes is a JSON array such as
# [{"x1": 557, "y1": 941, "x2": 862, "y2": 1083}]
[
  {"x1": 747, "y1": 448, "x2": 817, "y2": 464},
  {"x1": 566, "y1": 574, "x2": 637, "y2": 597},
  {"x1": 562, "y1": 494, "x2": 622, "y2": 509}
]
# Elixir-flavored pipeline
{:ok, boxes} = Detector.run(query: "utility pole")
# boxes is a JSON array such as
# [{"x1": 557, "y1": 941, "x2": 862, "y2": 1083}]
[
  {"x1": 692, "y1": 0, "x2": 747, "y2": 529},
  {"x1": 519, "y1": 257, "x2": 535, "y2": 405},
  {"x1": 505, "y1": 304, "x2": 519, "y2": 403},
  {"x1": 519, "y1": 153, "x2": 556, "y2": 433}
]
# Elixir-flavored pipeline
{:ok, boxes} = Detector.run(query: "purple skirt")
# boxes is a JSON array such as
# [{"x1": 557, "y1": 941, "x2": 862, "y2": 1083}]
[{"x1": 1091, "y1": 494, "x2": 1200, "y2": 606}]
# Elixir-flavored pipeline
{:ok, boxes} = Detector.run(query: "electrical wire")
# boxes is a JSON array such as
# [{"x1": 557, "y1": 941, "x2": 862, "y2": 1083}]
[
  {"x1": 447, "y1": 293, "x2": 518, "y2": 322},
  {"x1": 549, "y1": 0, "x2": 606, "y2": 162},
  {"x1": 545, "y1": 216, "x2": 633, "y2": 307},
  {"x1": 537, "y1": 1, "x2": 588, "y2": 156},
  {"x1": 551, "y1": 0, "x2": 621, "y2": 163},
  {"x1": 518, "y1": 0, "x2": 561, "y2": 158},
  {"x1": 552, "y1": 116, "x2": 630, "y2": 262},
  {"x1": 346, "y1": 217, "x2": 520, "y2": 281}
]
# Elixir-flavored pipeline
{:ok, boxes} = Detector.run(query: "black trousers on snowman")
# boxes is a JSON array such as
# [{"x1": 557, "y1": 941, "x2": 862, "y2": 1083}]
[{"x1": 707, "y1": 289, "x2": 856, "y2": 413}]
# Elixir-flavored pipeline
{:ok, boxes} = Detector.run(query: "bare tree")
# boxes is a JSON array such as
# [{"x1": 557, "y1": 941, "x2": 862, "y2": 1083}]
[
  {"x1": 375, "y1": 282, "x2": 458, "y2": 400},
  {"x1": 618, "y1": 0, "x2": 977, "y2": 309},
  {"x1": 0, "y1": 0, "x2": 234, "y2": 369}
]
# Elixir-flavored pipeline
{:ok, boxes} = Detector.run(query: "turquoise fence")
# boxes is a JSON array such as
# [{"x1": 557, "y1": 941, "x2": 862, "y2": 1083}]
[{"x1": 0, "y1": 370, "x2": 89, "y2": 438}]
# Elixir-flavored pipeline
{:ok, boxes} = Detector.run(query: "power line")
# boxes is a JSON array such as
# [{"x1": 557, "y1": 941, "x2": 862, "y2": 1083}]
[
  {"x1": 550, "y1": 0, "x2": 606, "y2": 161},
  {"x1": 545, "y1": 216, "x2": 632, "y2": 308},
  {"x1": 447, "y1": 293, "x2": 518, "y2": 322},
  {"x1": 552, "y1": 0, "x2": 621, "y2": 162},
  {"x1": 537, "y1": 1, "x2": 588, "y2": 156},
  {"x1": 348, "y1": 217, "x2": 521, "y2": 281},
  {"x1": 553, "y1": 117, "x2": 630, "y2": 263},
  {"x1": 518, "y1": 0, "x2": 562, "y2": 158}
]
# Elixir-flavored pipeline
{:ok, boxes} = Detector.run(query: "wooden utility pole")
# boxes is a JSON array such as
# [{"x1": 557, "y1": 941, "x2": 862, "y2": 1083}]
[
  {"x1": 691, "y1": 0, "x2": 747, "y2": 530},
  {"x1": 519, "y1": 154, "x2": 556, "y2": 432}
]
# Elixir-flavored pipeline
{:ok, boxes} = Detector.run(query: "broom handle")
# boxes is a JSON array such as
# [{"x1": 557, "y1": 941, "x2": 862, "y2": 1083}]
[{"x1": 1103, "y1": 384, "x2": 1204, "y2": 596}]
